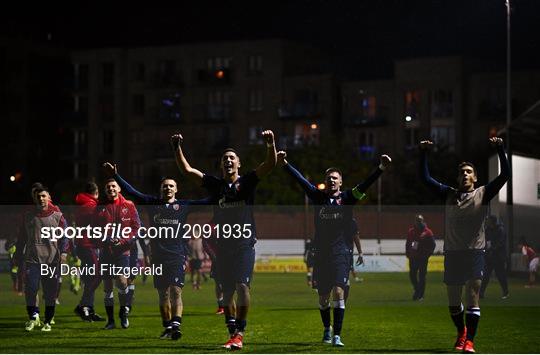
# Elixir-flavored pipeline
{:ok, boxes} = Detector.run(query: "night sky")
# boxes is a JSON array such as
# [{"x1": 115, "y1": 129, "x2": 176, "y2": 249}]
[{"x1": 3, "y1": 0, "x2": 540, "y2": 78}]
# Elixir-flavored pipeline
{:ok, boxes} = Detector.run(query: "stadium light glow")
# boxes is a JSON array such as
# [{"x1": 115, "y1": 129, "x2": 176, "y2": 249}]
[
  {"x1": 10, "y1": 176, "x2": 15, "y2": 182},
  {"x1": 405, "y1": 116, "x2": 412, "y2": 122},
  {"x1": 310, "y1": 123, "x2": 318, "y2": 130},
  {"x1": 317, "y1": 183, "x2": 325, "y2": 190}
]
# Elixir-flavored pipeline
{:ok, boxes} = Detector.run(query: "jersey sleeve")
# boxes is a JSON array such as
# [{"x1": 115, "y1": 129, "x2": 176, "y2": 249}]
[
  {"x1": 115, "y1": 173, "x2": 158, "y2": 204},
  {"x1": 420, "y1": 150, "x2": 450, "y2": 198},
  {"x1": 483, "y1": 145, "x2": 511, "y2": 203},
  {"x1": 283, "y1": 163, "x2": 319, "y2": 200}
]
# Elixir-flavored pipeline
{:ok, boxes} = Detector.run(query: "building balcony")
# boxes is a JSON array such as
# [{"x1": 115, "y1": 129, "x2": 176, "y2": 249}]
[
  {"x1": 345, "y1": 114, "x2": 387, "y2": 127},
  {"x1": 277, "y1": 103, "x2": 322, "y2": 120}
]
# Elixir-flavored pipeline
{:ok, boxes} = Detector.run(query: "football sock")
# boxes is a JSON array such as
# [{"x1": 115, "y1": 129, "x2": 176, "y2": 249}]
[
  {"x1": 171, "y1": 316, "x2": 181, "y2": 331},
  {"x1": 27, "y1": 306, "x2": 39, "y2": 320},
  {"x1": 162, "y1": 320, "x2": 171, "y2": 329},
  {"x1": 449, "y1": 304, "x2": 465, "y2": 332},
  {"x1": 465, "y1": 307, "x2": 481, "y2": 341},
  {"x1": 217, "y1": 298, "x2": 224, "y2": 308},
  {"x1": 332, "y1": 300, "x2": 345, "y2": 336},
  {"x1": 105, "y1": 306, "x2": 114, "y2": 322},
  {"x1": 225, "y1": 316, "x2": 236, "y2": 335},
  {"x1": 319, "y1": 303, "x2": 331, "y2": 328},
  {"x1": 236, "y1": 319, "x2": 247, "y2": 333},
  {"x1": 45, "y1": 306, "x2": 55, "y2": 324}
]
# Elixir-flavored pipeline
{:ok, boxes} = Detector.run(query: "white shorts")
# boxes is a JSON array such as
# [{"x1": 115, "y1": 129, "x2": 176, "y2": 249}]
[{"x1": 529, "y1": 257, "x2": 539, "y2": 273}]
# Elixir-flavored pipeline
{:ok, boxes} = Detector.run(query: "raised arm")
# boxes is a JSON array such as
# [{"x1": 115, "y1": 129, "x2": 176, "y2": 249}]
[
  {"x1": 350, "y1": 155, "x2": 391, "y2": 201},
  {"x1": 483, "y1": 137, "x2": 511, "y2": 202},
  {"x1": 171, "y1": 133, "x2": 204, "y2": 186},
  {"x1": 255, "y1": 130, "x2": 277, "y2": 179},
  {"x1": 103, "y1": 162, "x2": 156, "y2": 204},
  {"x1": 277, "y1": 151, "x2": 318, "y2": 199},
  {"x1": 419, "y1": 140, "x2": 450, "y2": 198}
]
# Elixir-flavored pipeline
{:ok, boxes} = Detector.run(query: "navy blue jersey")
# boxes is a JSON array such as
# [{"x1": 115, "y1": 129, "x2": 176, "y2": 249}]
[
  {"x1": 284, "y1": 163, "x2": 382, "y2": 256},
  {"x1": 202, "y1": 170, "x2": 259, "y2": 250},
  {"x1": 114, "y1": 174, "x2": 209, "y2": 262}
]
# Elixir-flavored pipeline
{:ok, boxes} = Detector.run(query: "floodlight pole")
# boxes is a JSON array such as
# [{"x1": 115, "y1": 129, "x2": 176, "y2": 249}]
[{"x1": 505, "y1": 0, "x2": 515, "y2": 266}]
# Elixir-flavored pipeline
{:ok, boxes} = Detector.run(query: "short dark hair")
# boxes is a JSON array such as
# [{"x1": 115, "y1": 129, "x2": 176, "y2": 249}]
[
  {"x1": 85, "y1": 182, "x2": 98, "y2": 194},
  {"x1": 222, "y1": 148, "x2": 239, "y2": 157},
  {"x1": 325, "y1": 167, "x2": 342, "y2": 177},
  {"x1": 104, "y1": 178, "x2": 117, "y2": 185},
  {"x1": 160, "y1": 176, "x2": 177, "y2": 184},
  {"x1": 458, "y1": 161, "x2": 476, "y2": 175},
  {"x1": 32, "y1": 183, "x2": 49, "y2": 195}
]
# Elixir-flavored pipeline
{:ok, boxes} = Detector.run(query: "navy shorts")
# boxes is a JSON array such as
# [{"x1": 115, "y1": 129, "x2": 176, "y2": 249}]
[
  {"x1": 313, "y1": 253, "x2": 350, "y2": 295},
  {"x1": 153, "y1": 256, "x2": 186, "y2": 290},
  {"x1": 444, "y1": 250, "x2": 485, "y2": 286},
  {"x1": 216, "y1": 246, "x2": 255, "y2": 293},
  {"x1": 100, "y1": 252, "x2": 130, "y2": 280}
]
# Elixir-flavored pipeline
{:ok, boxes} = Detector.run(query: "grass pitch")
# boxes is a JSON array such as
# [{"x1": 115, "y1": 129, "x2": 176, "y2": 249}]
[{"x1": 1, "y1": 272, "x2": 539, "y2": 353}]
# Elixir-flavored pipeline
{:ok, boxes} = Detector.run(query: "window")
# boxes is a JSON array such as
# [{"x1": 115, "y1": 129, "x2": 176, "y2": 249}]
[
  {"x1": 102, "y1": 62, "x2": 115, "y2": 87},
  {"x1": 431, "y1": 126, "x2": 455, "y2": 151},
  {"x1": 102, "y1": 130, "x2": 114, "y2": 155},
  {"x1": 479, "y1": 87, "x2": 505, "y2": 118},
  {"x1": 248, "y1": 55, "x2": 263, "y2": 74},
  {"x1": 158, "y1": 60, "x2": 176, "y2": 85},
  {"x1": 404, "y1": 90, "x2": 420, "y2": 120},
  {"x1": 207, "y1": 56, "x2": 232, "y2": 70},
  {"x1": 248, "y1": 89, "x2": 263, "y2": 111},
  {"x1": 358, "y1": 131, "x2": 376, "y2": 159},
  {"x1": 431, "y1": 89, "x2": 454, "y2": 118},
  {"x1": 73, "y1": 63, "x2": 88, "y2": 90},
  {"x1": 159, "y1": 92, "x2": 182, "y2": 122},
  {"x1": 100, "y1": 94, "x2": 115, "y2": 122},
  {"x1": 361, "y1": 96, "x2": 377, "y2": 118},
  {"x1": 404, "y1": 127, "x2": 420, "y2": 150},
  {"x1": 208, "y1": 91, "x2": 231, "y2": 120},
  {"x1": 294, "y1": 123, "x2": 320, "y2": 147},
  {"x1": 133, "y1": 62, "x2": 145, "y2": 82},
  {"x1": 132, "y1": 94, "x2": 145, "y2": 116}
]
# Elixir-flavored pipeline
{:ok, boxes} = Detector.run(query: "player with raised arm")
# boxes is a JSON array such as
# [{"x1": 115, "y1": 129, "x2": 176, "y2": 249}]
[
  {"x1": 171, "y1": 130, "x2": 276, "y2": 350},
  {"x1": 103, "y1": 162, "x2": 210, "y2": 340},
  {"x1": 419, "y1": 137, "x2": 510, "y2": 353},
  {"x1": 277, "y1": 150, "x2": 391, "y2": 347}
]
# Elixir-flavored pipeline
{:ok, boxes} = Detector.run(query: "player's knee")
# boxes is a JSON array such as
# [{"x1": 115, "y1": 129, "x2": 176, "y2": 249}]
[
  {"x1": 236, "y1": 282, "x2": 249, "y2": 294},
  {"x1": 333, "y1": 286, "x2": 345, "y2": 299}
]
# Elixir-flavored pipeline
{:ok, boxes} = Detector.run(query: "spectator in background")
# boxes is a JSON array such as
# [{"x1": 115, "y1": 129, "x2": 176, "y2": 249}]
[
  {"x1": 480, "y1": 215, "x2": 509, "y2": 299},
  {"x1": 304, "y1": 238, "x2": 314, "y2": 287},
  {"x1": 517, "y1": 239, "x2": 539, "y2": 288},
  {"x1": 405, "y1": 214, "x2": 435, "y2": 301}
]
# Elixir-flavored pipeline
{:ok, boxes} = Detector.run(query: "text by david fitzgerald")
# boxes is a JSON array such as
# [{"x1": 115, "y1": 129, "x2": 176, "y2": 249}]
[{"x1": 41, "y1": 264, "x2": 162, "y2": 279}]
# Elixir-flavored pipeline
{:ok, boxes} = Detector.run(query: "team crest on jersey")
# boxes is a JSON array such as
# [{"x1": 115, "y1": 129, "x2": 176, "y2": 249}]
[
  {"x1": 173, "y1": 204, "x2": 180, "y2": 211},
  {"x1": 121, "y1": 207, "x2": 129, "y2": 214}
]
